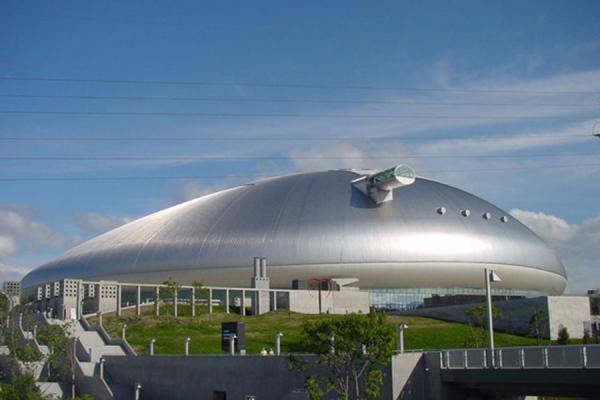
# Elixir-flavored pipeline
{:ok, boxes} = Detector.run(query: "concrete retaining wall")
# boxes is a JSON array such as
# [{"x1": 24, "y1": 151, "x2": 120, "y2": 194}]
[
  {"x1": 103, "y1": 353, "x2": 418, "y2": 400},
  {"x1": 401, "y1": 296, "x2": 591, "y2": 339}
]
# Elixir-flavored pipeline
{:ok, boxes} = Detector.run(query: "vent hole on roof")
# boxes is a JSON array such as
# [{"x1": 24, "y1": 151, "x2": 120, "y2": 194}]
[
  {"x1": 482, "y1": 212, "x2": 491, "y2": 220},
  {"x1": 461, "y1": 209, "x2": 471, "y2": 217},
  {"x1": 500, "y1": 215, "x2": 509, "y2": 223},
  {"x1": 436, "y1": 207, "x2": 446, "y2": 215}
]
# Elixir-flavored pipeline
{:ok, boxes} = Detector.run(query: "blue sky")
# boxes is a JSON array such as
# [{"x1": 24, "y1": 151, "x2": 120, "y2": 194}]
[{"x1": 1, "y1": 1, "x2": 599, "y2": 292}]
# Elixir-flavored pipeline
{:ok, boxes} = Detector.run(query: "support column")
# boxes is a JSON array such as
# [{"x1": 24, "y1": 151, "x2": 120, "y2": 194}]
[
  {"x1": 241, "y1": 290, "x2": 246, "y2": 316},
  {"x1": 208, "y1": 288, "x2": 213, "y2": 314},
  {"x1": 116, "y1": 284, "x2": 122, "y2": 317},
  {"x1": 191, "y1": 288, "x2": 196, "y2": 317},
  {"x1": 172, "y1": 288, "x2": 178, "y2": 317},
  {"x1": 154, "y1": 286, "x2": 160, "y2": 317},
  {"x1": 225, "y1": 289, "x2": 229, "y2": 314},
  {"x1": 273, "y1": 291, "x2": 277, "y2": 311},
  {"x1": 136, "y1": 285, "x2": 141, "y2": 316},
  {"x1": 252, "y1": 290, "x2": 258, "y2": 316}
]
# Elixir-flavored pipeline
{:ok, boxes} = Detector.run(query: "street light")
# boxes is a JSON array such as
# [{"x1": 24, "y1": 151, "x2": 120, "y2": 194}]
[{"x1": 485, "y1": 267, "x2": 501, "y2": 367}]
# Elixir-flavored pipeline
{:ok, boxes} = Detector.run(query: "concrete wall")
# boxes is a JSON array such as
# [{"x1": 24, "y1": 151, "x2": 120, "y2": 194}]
[
  {"x1": 547, "y1": 296, "x2": 591, "y2": 339},
  {"x1": 400, "y1": 296, "x2": 591, "y2": 340},
  {"x1": 289, "y1": 291, "x2": 370, "y2": 314},
  {"x1": 103, "y1": 354, "x2": 419, "y2": 400}
]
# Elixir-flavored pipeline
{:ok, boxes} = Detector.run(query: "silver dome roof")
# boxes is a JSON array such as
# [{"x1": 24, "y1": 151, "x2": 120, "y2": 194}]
[{"x1": 22, "y1": 170, "x2": 566, "y2": 293}]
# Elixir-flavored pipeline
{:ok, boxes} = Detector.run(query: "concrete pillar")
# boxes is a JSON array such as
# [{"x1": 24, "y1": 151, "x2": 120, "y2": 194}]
[
  {"x1": 121, "y1": 324, "x2": 127, "y2": 341},
  {"x1": 225, "y1": 289, "x2": 230, "y2": 314},
  {"x1": 191, "y1": 288, "x2": 196, "y2": 317},
  {"x1": 148, "y1": 338, "x2": 156, "y2": 356},
  {"x1": 172, "y1": 288, "x2": 178, "y2": 317},
  {"x1": 241, "y1": 290, "x2": 246, "y2": 316},
  {"x1": 154, "y1": 286, "x2": 160, "y2": 317},
  {"x1": 116, "y1": 285, "x2": 122, "y2": 317},
  {"x1": 273, "y1": 291, "x2": 277, "y2": 311},
  {"x1": 136, "y1": 285, "x2": 141, "y2": 316},
  {"x1": 275, "y1": 332, "x2": 283, "y2": 355},
  {"x1": 260, "y1": 257, "x2": 267, "y2": 278},
  {"x1": 396, "y1": 323, "x2": 408, "y2": 353},
  {"x1": 76, "y1": 281, "x2": 82, "y2": 319},
  {"x1": 184, "y1": 337, "x2": 191, "y2": 356},
  {"x1": 208, "y1": 288, "x2": 213, "y2": 314},
  {"x1": 253, "y1": 290, "x2": 259, "y2": 316}
]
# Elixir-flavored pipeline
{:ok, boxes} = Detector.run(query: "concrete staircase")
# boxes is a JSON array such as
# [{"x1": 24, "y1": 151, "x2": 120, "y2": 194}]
[{"x1": 67, "y1": 319, "x2": 132, "y2": 400}]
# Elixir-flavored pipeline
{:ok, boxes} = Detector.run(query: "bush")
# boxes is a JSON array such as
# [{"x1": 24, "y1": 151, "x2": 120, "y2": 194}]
[{"x1": 557, "y1": 326, "x2": 569, "y2": 345}]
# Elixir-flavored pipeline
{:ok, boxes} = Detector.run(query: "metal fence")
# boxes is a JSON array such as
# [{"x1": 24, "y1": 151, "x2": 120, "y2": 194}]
[{"x1": 440, "y1": 345, "x2": 600, "y2": 369}]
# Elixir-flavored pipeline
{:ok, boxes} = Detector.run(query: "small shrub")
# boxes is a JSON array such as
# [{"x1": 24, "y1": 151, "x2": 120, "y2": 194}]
[
  {"x1": 557, "y1": 326, "x2": 569, "y2": 345},
  {"x1": 582, "y1": 329, "x2": 591, "y2": 344}
]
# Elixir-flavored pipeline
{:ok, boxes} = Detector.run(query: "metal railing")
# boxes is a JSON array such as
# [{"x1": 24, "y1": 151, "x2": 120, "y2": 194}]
[{"x1": 440, "y1": 345, "x2": 600, "y2": 370}]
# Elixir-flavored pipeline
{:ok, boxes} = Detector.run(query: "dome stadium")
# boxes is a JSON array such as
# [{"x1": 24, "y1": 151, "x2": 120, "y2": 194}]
[{"x1": 21, "y1": 168, "x2": 566, "y2": 308}]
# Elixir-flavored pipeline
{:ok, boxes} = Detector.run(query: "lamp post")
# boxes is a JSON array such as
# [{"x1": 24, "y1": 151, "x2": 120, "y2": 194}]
[
  {"x1": 274, "y1": 332, "x2": 283, "y2": 355},
  {"x1": 485, "y1": 267, "x2": 501, "y2": 367},
  {"x1": 134, "y1": 383, "x2": 142, "y2": 400},
  {"x1": 184, "y1": 337, "x2": 191, "y2": 356}
]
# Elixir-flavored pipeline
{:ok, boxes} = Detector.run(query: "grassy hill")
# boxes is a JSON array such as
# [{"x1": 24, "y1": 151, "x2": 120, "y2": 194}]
[{"x1": 87, "y1": 304, "x2": 547, "y2": 355}]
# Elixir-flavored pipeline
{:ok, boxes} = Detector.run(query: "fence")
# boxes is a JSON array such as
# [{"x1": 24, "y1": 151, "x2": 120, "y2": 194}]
[{"x1": 440, "y1": 345, "x2": 600, "y2": 369}]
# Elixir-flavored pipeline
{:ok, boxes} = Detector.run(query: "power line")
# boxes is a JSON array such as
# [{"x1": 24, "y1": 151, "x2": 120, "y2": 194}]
[
  {"x1": 0, "y1": 153, "x2": 597, "y2": 161},
  {"x1": 0, "y1": 94, "x2": 595, "y2": 108},
  {"x1": 1, "y1": 76, "x2": 598, "y2": 95},
  {"x1": 0, "y1": 110, "x2": 590, "y2": 120},
  {"x1": 0, "y1": 133, "x2": 592, "y2": 142},
  {"x1": 1, "y1": 162, "x2": 600, "y2": 182}
]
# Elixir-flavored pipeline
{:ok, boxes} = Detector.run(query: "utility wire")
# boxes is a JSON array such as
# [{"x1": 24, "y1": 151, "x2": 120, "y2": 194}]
[
  {"x1": 2, "y1": 162, "x2": 600, "y2": 182},
  {"x1": 1, "y1": 76, "x2": 599, "y2": 95},
  {"x1": 0, "y1": 110, "x2": 591, "y2": 120},
  {"x1": 0, "y1": 153, "x2": 597, "y2": 161},
  {"x1": 0, "y1": 94, "x2": 595, "y2": 108},
  {"x1": 0, "y1": 134, "x2": 592, "y2": 142}
]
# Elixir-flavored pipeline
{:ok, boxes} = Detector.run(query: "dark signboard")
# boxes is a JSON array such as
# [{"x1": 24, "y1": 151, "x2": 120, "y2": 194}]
[{"x1": 221, "y1": 321, "x2": 245, "y2": 353}]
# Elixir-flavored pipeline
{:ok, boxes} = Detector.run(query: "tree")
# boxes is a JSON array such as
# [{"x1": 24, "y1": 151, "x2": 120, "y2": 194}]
[
  {"x1": 589, "y1": 294, "x2": 600, "y2": 315},
  {"x1": 466, "y1": 304, "x2": 501, "y2": 348},
  {"x1": 160, "y1": 277, "x2": 181, "y2": 316},
  {"x1": 289, "y1": 310, "x2": 395, "y2": 400},
  {"x1": 582, "y1": 329, "x2": 592, "y2": 344},
  {"x1": 191, "y1": 280, "x2": 208, "y2": 313},
  {"x1": 557, "y1": 326, "x2": 570, "y2": 345},
  {"x1": 0, "y1": 373, "x2": 47, "y2": 400},
  {"x1": 528, "y1": 310, "x2": 546, "y2": 344}
]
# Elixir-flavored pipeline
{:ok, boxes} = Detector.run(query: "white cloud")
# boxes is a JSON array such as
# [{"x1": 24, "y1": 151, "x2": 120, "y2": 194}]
[
  {"x1": 178, "y1": 181, "x2": 220, "y2": 202},
  {"x1": 0, "y1": 262, "x2": 29, "y2": 283},
  {"x1": 73, "y1": 212, "x2": 132, "y2": 234},
  {"x1": 509, "y1": 209, "x2": 577, "y2": 245},
  {"x1": 415, "y1": 119, "x2": 594, "y2": 156},
  {"x1": 0, "y1": 235, "x2": 17, "y2": 258},
  {"x1": 0, "y1": 206, "x2": 64, "y2": 258},
  {"x1": 510, "y1": 208, "x2": 600, "y2": 293},
  {"x1": 287, "y1": 141, "x2": 425, "y2": 173}
]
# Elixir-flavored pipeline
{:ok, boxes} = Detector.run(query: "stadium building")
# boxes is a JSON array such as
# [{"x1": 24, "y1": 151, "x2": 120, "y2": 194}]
[{"x1": 20, "y1": 167, "x2": 566, "y2": 310}]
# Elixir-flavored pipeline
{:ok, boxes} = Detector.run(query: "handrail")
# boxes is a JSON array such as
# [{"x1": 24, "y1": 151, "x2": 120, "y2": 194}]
[
  {"x1": 79, "y1": 316, "x2": 137, "y2": 356},
  {"x1": 439, "y1": 344, "x2": 600, "y2": 370}
]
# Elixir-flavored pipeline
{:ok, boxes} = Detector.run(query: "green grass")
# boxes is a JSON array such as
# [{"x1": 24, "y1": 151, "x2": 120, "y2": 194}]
[{"x1": 88, "y1": 303, "x2": 551, "y2": 356}]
